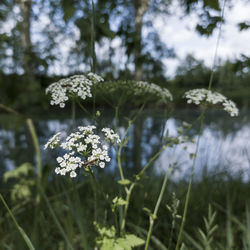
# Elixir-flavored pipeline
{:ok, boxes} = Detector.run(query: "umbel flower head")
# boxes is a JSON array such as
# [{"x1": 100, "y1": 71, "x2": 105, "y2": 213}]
[
  {"x1": 97, "y1": 80, "x2": 173, "y2": 104},
  {"x1": 184, "y1": 88, "x2": 239, "y2": 117},
  {"x1": 46, "y1": 73, "x2": 104, "y2": 108},
  {"x1": 44, "y1": 125, "x2": 120, "y2": 178},
  {"x1": 133, "y1": 81, "x2": 173, "y2": 102}
]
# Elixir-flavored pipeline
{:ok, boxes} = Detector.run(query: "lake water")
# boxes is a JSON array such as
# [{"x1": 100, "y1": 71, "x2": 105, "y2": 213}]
[{"x1": 0, "y1": 108, "x2": 249, "y2": 181}]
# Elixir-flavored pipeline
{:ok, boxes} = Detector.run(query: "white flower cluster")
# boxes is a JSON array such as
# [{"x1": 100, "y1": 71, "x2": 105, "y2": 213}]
[
  {"x1": 46, "y1": 73, "x2": 104, "y2": 108},
  {"x1": 184, "y1": 88, "x2": 239, "y2": 117},
  {"x1": 223, "y1": 100, "x2": 239, "y2": 117},
  {"x1": 98, "y1": 80, "x2": 173, "y2": 104},
  {"x1": 102, "y1": 128, "x2": 121, "y2": 144},
  {"x1": 44, "y1": 125, "x2": 120, "y2": 178},
  {"x1": 44, "y1": 132, "x2": 61, "y2": 149},
  {"x1": 87, "y1": 72, "x2": 104, "y2": 84},
  {"x1": 133, "y1": 81, "x2": 173, "y2": 102}
]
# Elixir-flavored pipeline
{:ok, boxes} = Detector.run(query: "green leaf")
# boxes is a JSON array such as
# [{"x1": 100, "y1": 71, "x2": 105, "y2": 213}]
[
  {"x1": 10, "y1": 180, "x2": 35, "y2": 202},
  {"x1": 112, "y1": 197, "x2": 127, "y2": 212},
  {"x1": 4, "y1": 162, "x2": 34, "y2": 182},
  {"x1": 118, "y1": 179, "x2": 131, "y2": 185},
  {"x1": 112, "y1": 197, "x2": 127, "y2": 206},
  {"x1": 124, "y1": 234, "x2": 145, "y2": 247},
  {"x1": 100, "y1": 238, "x2": 116, "y2": 250},
  {"x1": 113, "y1": 234, "x2": 144, "y2": 250},
  {"x1": 94, "y1": 222, "x2": 116, "y2": 238}
]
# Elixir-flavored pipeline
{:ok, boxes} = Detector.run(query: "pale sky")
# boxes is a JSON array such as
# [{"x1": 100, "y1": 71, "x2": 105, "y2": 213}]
[
  {"x1": 154, "y1": 0, "x2": 250, "y2": 76},
  {"x1": 3, "y1": 1, "x2": 249, "y2": 77},
  {"x1": 36, "y1": 0, "x2": 250, "y2": 77}
]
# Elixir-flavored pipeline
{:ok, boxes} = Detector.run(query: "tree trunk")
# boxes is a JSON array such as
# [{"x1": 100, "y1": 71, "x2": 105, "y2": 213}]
[
  {"x1": 131, "y1": 0, "x2": 150, "y2": 174},
  {"x1": 132, "y1": 0, "x2": 150, "y2": 81},
  {"x1": 18, "y1": 0, "x2": 33, "y2": 78}
]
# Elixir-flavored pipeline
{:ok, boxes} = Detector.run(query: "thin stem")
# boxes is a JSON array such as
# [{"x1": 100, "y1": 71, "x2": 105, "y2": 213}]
[
  {"x1": 114, "y1": 105, "x2": 119, "y2": 133},
  {"x1": 91, "y1": 0, "x2": 96, "y2": 73},
  {"x1": 38, "y1": 185, "x2": 74, "y2": 250},
  {"x1": 0, "y1": 104, "x2": 42, "y2": 205},
  {"x1": 77, "y1": 100, "x2": 98, "y2": 124},
  {"x1": 117, "y1": 104, "x2": 145, "y2": 180},
  {"x1": 175, "y1": 1, "x2": 227, "y2": 248},
  {"x1": 144, "y1": 165, "x2": 172, "y2": 250},
  {"x1": 168, "y1": 221, "x2": 175, "y2": 250},
  {"x1": 137, "y1": 144, "x2": 167, "y2": 180},
  {"x1": 117, "y1": 121, "x2": 133, "y2": 181},
  {"x1": 175, "y1": 111, "x2": 206, "y2": 250},
  {"x1": 120, "y1": 183, "x2": 135, "y2": 233},
  {"x1": 89, "y1": 168, "x2": 98, "y2": 222},
  {"x1": 0, "y1": 194, "x2": 36, "y2": 250},
  {"x1": 117, "y1": 146, "x2": 125, "y2": 181},
  {"x1": 26, "y1": 119, "x2": 42, "y2": 184},
  {"x1": 72, "y1": 99, "x2": 76, "y2": 128},
  {"x1": 208, "y1": 0, "x2": 226, "y2": 90}
]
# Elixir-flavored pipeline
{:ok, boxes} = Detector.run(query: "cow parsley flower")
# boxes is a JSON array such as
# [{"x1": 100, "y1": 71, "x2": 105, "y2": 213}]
[
  {"x1": 102, "y1": 128, "x2": 121, "y2": 144},
  {"x1": 44, "y1": 132, "x2": 61, "y2": 149},
  {"x1": 44, "y1": 125, "x2": 120, "y2": 178},
  {"x1": 87, "y1": 72, "x2": 104, "y2": 84},
  {"x1": 134, "y1": 81, "x2": 173, "y2": 102},
  {"x1": 46, "y1": 73, "x2": 104, "y2": 108},
  {"x1": 184, "y1": 88, "x2": 239, "y2": 116},
  {"x1": 223, "y1": 100, "x2": 239, "y2": 117},
  {"x1": 98, "y1": 80, "x2": 173, "y2": 104}
]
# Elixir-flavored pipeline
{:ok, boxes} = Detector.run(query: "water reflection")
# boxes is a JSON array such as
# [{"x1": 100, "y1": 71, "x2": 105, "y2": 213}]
[{"x1": 0, "y1": 109, "x2": 249, "y2": 180}]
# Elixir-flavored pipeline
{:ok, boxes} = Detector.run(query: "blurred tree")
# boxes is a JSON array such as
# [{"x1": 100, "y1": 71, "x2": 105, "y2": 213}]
[
  {"x1": 0, "y1": 0, "x2": 241, "y2": 80},
  {"x1": 18, "y1": 0, "x2": 33, "y2": 78},
  {"x1": 174, "y1": 54, "x2": 212, "y2": 87}
]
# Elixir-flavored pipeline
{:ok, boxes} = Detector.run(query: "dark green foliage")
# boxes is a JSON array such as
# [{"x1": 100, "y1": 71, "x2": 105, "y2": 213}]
[
  {"x1": 238, "y1": 21, "x2": 250, "y2": 31},
  {"x1": 196, "y1": 12, "x2": 223, "y2": 36},
  {"x1": 1, "y1": 169, "x2": 250, "y2": 249},
  {"x1": 0, "y1": 0, "x2": 235, "y2": 78}
]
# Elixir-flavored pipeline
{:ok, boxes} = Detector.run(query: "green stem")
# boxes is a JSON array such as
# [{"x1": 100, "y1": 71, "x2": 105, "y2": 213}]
[
  {"x1": 91, "y1": 0, "x2": 96, "y2": 73},
  {"x1": 117, "y1": 144, "x2": 126, "y2": 181},
  {"x1": 117, "y1": 104, "x2": 145, "y2": 181},
  {"x1": 175, "y1": 1, "x2": 227, "y2": 248},
  {"x1": 168, "y1": 222, "x2": 175, "y2": 250},
  {"x1": 0, "y1": 194, "x2": 36, "y2": 250},
  {"x1": 72, "y1": 99, "x2": 76, "y2": 128},
  {"x1": 89, "y1": 168, "x2": 98, "y2": 222},
  {"x1": 38, "y1": 185, "x2": 74, "y2": 250},
  {"x1": 26, "y1": 118, "x2": 42, "y2": 208},
  {"x1": 114, "y1": 105, "x2": 119, "y2": 133},
  {"x1": 26, "y1": 119, "x2": 42, "y2": 183},
  {"x1": 175, "y1": 112, "x2": 205, "y2": 250},
  {"x1": 117, "y1": 120, "x2": 133, "y2": 180},
  {"x1": 77, "y1": 100, "x2": 98, "y2": 124},
  {"x1": 208, "y1": 0, "x2": 226, "y2": 90},
  {"x1": 117, "y1": 104, "x2": 147, "y2": 232},
  {"x1": 137, "y1": 144, "x2": 167, "y2": 180},
  {"x1": 120, "y1": 183, "x2": 135, "y2": 232},
  {"x1": 144, "y1": 166, "x2": 172, "y2": 250}
]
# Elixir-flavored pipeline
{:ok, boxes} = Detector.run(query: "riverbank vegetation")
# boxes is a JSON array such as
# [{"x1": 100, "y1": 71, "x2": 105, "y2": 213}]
[{"x1": 1, "y1": 0, "x2": 250, "y2": 249}]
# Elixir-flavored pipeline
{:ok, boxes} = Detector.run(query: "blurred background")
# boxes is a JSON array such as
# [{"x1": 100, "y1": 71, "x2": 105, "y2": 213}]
[{"x1": 1, "y1": 0, "x2": 250, "y2": 249}]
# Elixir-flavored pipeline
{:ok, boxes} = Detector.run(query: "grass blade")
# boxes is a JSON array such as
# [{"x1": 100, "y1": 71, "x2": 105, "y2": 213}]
[
  {"x1": 38, "y1": 186, "x2": 74, "y2": 250},
  {"x1": 0, "y1": 194, "x2": 36, "y2": 250}
]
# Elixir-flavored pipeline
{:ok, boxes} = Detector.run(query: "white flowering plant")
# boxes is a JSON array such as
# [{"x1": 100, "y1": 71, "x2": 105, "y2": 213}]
[
  {"x1": 95, "y1": 80, "x2": 173, "y2": 106},
  {"x1": 184, "y1": 88, "x2": 239, "y2": 117},
  {"x1": 43, "y1": 72, "x2": 239, "y2": 250},
  {"x1": 45, "y1": 73, "x2": 104, "y2": 108},
  {"x1": 44, "y1": 125, "x2": 120, "y2": 178}
]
